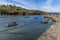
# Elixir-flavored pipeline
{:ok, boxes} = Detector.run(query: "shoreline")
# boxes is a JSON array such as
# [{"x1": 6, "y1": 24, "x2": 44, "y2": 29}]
[
  {"x1": 37, "y1": 22, "x2": 57, "y2": 40},
  {"x1": 37, "y1": 15, "x2": 60, "y2": 40}
]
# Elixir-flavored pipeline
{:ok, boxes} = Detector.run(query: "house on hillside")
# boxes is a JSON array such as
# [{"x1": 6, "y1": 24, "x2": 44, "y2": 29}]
[{"x1": 52, "y1": 13, "x2": 60, "y2": 17}]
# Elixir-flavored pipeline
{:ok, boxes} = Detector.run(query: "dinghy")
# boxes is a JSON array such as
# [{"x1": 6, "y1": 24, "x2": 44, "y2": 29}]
[
  {"x1": 5, "y1": 21, "x2": 18, "y2": 27},
  {"x1": 41, "y1": 18, "x2": 49, "y2": 24}
]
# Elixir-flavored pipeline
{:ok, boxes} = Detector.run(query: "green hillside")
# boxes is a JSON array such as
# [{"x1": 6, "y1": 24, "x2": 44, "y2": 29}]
[{"x1": 0, "y1": 5, "x2": 49, "y2": 15}]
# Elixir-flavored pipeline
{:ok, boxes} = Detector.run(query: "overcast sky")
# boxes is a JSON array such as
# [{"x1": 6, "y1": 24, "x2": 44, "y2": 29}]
[{"x1": 0, "y1": 0, "x2": 60, "y2": 12}]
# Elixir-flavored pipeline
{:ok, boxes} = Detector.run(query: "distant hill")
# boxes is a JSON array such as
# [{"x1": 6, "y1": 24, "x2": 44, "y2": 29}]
[{"x1": 0, "y1": 5, "x2": 49, "y2": 15}]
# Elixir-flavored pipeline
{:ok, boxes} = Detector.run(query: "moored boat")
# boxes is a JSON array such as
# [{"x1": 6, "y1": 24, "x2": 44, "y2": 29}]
[
  {"x1": 5, "y1": 21, "x2": 18, "y2": 27},
  {"x1": 41, "y1": 18, "x2": 49, "y2": 24}
]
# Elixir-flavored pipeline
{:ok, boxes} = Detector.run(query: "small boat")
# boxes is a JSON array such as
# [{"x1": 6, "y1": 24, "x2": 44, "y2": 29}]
[
  {"x1": 35, "y1": 17, "x2": 38, "y2": 19},
  {"x1": 5, "y1": 22, "x2": 18, "y2": 27},
  {"x1": 24, "y1": 16, "x2": 29, "y2": 18},
  {"x1": 44, "y1": 16, "x2": 49, "y2": 18},
  {"x1": 41, "y1": 18, "x2": 49, "y2": 24}
]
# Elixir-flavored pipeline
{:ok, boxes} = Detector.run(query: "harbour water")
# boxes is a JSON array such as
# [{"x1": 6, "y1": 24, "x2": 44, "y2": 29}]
[{"x1": 0, "y1": 15, "x2": 52, "y2": 40}]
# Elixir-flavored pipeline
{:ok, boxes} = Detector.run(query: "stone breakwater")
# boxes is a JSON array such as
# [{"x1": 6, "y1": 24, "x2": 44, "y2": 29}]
[{"x1": 37, "y1": 15, "x2": 60, "y2": 40}]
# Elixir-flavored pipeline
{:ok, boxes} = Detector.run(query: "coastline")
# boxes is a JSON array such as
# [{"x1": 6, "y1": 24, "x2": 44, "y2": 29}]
[{"x1": 37, "y1": 15, "x2": 60, "y2": 40}]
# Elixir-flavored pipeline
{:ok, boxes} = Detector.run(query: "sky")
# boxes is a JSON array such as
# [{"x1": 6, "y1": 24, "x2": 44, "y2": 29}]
[{"x1": 0, "y1": 0, "x2": 60, "y2": 12}]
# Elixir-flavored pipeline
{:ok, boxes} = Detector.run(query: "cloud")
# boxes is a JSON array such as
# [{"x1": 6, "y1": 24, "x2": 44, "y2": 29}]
[
  {"x1": 0, "y1": 0, "x2": 60, "y2": 12},
  {"x1": 40, "y1": 0, "x2": 54, "y2": 11},
  {"x1": 0, "y1": 0, "x2": 13, "y2": 5},
  {"x1": 0, "y1": 0, "x2": 38, "y2": 9},
  {"x1": 12, "y1": 0, "x2": 41, "y2": 9},
  {"x1": 40, "y1": 0, "x2": 60, "y2": 12},
  {"x1": 0, "y1": 0, "x2": 30, "y2": 8}
]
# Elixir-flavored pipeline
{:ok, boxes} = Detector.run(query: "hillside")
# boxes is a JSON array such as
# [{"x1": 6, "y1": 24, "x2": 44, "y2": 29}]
[{"x1": 0, "y1": 5, "x2": 49, "y2": 15}]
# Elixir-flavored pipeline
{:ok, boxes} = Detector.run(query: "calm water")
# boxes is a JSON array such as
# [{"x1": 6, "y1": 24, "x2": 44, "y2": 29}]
[
  {"x1": 0, "y1": 15, "x2": 52, "y2": 40},
  {"x1": 0, "y1": 15, "x2": 44, "y2": 27}
]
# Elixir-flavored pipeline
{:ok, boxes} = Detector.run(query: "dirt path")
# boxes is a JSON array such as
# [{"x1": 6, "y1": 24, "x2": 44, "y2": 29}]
[{"x1": 57, "y1": 22, "x2": 60, "y2": 40}]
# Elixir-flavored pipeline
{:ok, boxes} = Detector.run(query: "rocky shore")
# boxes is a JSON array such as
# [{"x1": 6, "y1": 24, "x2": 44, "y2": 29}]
[{"x1": 37, "y1": 15, "x2": 60, "y2": 40}]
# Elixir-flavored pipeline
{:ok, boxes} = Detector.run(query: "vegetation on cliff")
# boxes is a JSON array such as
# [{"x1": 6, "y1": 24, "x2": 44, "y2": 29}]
[{"x1": 0, "y1": 5, "x2": 49, "y2": 15}]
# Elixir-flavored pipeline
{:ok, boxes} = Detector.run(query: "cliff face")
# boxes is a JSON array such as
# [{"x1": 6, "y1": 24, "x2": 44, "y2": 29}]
[{"x1": 0, "y1": 5, "x2": 49, "y2": 15}]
